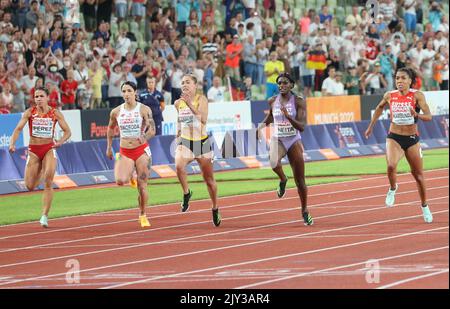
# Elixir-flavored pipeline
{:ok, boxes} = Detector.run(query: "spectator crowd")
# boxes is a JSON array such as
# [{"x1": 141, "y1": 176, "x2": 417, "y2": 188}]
[{"x1": 0, "y1": 0, "x2": 448, "y2": 127}]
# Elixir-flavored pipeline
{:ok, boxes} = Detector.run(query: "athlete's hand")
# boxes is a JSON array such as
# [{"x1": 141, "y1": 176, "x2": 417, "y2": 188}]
[
  {"x1": 137, "y1": 135, "x2": 146, "y2": 144},
  {"x1": 52, "y1": 141, "x2": 63, "y2": 148},
  {"x1": 364, "y1": 127, "x2": 372, "y2": 139},
  {"x1": 410, "y1": 106, "x2": 418, "y2": 118},
  {"x1": 106, "y1": 147, "x2": 113, "y2": 160},
  {"x1": 256, "y1": 128, "x2": 263, "y2": 141},
  {"x1": 280, "y1": 106, "x2": 290, "y2": 118},
  {"x1": 8, "y1": 144, "x2": 15, "y2": 153}
]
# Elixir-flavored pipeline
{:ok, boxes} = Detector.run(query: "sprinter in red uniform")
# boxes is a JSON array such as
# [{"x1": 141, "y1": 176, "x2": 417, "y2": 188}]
[
  {"x1": 106, "y1": 81, "x2": 156, "y2": 228},
  {"x1": 9, "y1": 87, "x2": 72, "y2": 227},
  {"x1": 365, "y1": 67, "x2": 433, "y2": 223}
]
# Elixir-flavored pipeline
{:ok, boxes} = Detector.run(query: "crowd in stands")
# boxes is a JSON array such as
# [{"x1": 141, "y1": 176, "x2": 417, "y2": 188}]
[{"x1": 0, "y1": 0, "x2": 448, "y2": 121}]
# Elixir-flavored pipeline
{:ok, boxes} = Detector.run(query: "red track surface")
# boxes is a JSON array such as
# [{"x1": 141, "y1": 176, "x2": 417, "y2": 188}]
[{"x1": 0, "y1": 169, "x2": 448, "y2": 289}]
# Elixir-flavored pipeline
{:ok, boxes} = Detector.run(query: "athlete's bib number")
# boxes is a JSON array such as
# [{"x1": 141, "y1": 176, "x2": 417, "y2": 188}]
[
  {"x1": 276, "y1": 122, "x2": 296, "y2": 137},
  {"x1": 31, "y1": 118, "x2": 54, "y2": 138}
]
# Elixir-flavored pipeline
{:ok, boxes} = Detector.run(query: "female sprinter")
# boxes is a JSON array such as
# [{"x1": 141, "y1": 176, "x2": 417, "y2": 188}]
[
  {"x1": 106, "y1": 81, "x2": 155, "y2": 228},
  {"x1": 174, "y1": 74, "x2": 221, "y2": 227},
  {"x1": 257, "y1": 72, "x2": 313, "y2": 226},
  {"x1": 365, "y1": 67, "x2": 433, "y2": 223},
  {"x1": 9, "y1": 87, "x2": 72, "y2": 227}
]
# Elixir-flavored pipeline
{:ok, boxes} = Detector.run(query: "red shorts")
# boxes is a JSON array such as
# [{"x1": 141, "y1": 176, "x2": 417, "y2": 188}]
[
  {"x1": 28, "y1": 143, "x2": 55, "y2": 161},
  {"x1": 120, "y1": 143, "x2": 151, "y2": 161}
]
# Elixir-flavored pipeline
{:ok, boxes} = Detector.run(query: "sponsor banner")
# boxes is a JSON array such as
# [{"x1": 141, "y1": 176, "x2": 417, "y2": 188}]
[
  {"x1": 360, "y1": 94, "x2": 385, "y2": 121},
  {"x1": 307, "y1": 96, "x2": 361, "y2": 125},
  {"x1": 152, "y1": 165, "x2": 177, "y2": 178},
  {"x1": 23, "y1": 109, "x2": 83, "y2": 145},
  {"x1": 326, "y1": 123, "x2": 365, "y2": 148},
  {"x1": 81, "y1": 109, "x2": 118, "y2": 140},
  {"x1": 319, "y1": 148, "x2": 340, "y2": 160},
  {"x1": 239, "y1": 156, "x2": 263, "y2": 168},
  {"x1": 250, "y1": 100, "x2": 269, "y2": 126},
  {"x1": 53, "y1": 175, "x2": 78, "y2": 188},
  {"x1": 0, "y1": 113, "x2": 24, "y2": 148},
  {"x1": 424, "y1": 91, "x2": 449, "y2": 115},
  {"x1": 161, "y1": 101, "x2": 253, "y2": 147}
]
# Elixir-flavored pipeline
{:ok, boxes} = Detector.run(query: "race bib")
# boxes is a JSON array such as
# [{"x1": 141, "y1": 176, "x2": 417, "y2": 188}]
[
  {"x1": 31, "y1": 118, "x2": 54, "y2": 138},
  {"x1": 144, "y1": 146, "x2": 152, "y2": 157},
  {"x1": 391, "y1": 102, "x2": 415, "y2": 125},
  {"x1": 276, "y1": 121, "x2": 296, "y2": 137},
  {"x1": 118, "y1": 117, "x2": 141, "y2": 138}
]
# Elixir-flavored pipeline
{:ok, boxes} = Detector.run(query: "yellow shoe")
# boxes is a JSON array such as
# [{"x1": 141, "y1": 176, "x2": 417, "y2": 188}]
[
  {"x1": 130, "y1": 177, "x2": 137, "y2": 188},
  {"x1": 139, "y1": 215, "x2": 151, "y2": 228}
]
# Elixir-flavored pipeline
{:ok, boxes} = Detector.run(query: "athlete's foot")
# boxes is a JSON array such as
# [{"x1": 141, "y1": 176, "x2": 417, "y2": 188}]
[
  {"x1": 212, "y1": 208, "x2": 221, "y2": 227},
  {"x1": 181, "y1": 189, "x2": 192, "y2": 212},
  {"x1": 302, "y1": 211, "x2": 314, "y2": 226},
  {"x1": 39, "y1": 215, "x2": 48, "y2": 228},
  {"x1": 385, "y1": 184, "x2": 398, "y2": 207},
  {"x1": 277, "y1": 178, "x2": 288, "y2": 198},
  {"x1": 139, "y1": 215, "x2": 151, "y2": 228},
  {"x1": 421, "y1": 204, "x2": 433, "y2": 223}
]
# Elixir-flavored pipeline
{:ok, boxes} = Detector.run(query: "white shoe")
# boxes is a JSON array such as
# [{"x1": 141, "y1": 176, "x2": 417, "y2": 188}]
[
  {"x1": 385, "y1": 184, "x2": 398, "y2": 207},
  {"x1": 39, "y1": 215, "x2": 48, "y2": 228},
  {"x1": 422, "y1": 205, "x2": 433, "y2": 223}
]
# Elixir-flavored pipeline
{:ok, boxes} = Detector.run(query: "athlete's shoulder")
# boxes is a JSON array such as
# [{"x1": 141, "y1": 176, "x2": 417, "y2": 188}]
[
  {"x1": 110, "y1": 105, "x2": 121, "y2": 117},
  {"x1": 267, "y1": 95, "x2": 277, "y2": 105}
]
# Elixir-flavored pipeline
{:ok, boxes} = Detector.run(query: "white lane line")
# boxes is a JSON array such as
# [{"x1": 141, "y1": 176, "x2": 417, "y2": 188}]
[
  {"x1": 2, "y1": 173, "x2": 438, "y2": 240},
  {"x1": 1, "y1": 168, "x2": 446, "y2": 230},
  {"x1": 0, "y1": 184, "x2": 447, "y2": 254},
  {"x1": 104, "y1": 229, "x2": 450, "y2": 289},
  {"x1": 376, "y1": 269, "x2": 449, "y2": 289},
  {"x1": 0, "y1": 209, "x2": 447, "y2": 288}
]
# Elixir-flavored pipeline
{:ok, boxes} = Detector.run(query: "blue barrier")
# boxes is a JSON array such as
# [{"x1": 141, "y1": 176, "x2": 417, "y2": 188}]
[
  {"x1": 0, "y1": 148, "x2": 21, "y2": 180},
  {"x1": 0, "y1": 116, "x2": 448, "y2": 192},
  {"x1": 301, "y1": 126, "x2": 321, "y2": 150}
]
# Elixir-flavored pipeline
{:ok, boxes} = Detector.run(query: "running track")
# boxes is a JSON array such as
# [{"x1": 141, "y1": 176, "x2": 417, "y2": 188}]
[{"x1": 0, "y1": 169, "x2": 448, "y2": 289}]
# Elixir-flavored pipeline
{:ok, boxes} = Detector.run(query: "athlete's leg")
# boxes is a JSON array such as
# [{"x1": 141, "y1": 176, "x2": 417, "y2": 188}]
[
  {"x1": 114, "y1": 153, "x2": 136, "y2": 186},
  {"x1": 385, "y1": 138, "x2": 405, "y2": 190},
  {"x1": 40, "y1": 148, "x2": 57, "y2": 217},
  {"x1": 287, "y1": 141, "x2": 307, "y2": 213},
  {"x1": 404, "y1": 143, "x2": 427, "y2": 205},
  {"x1": 135, "y1": 153, "x2": 151, "y2": 215},
  {"x1": 24, "y1": 152, "x2": 43, "y2": 191},
  {"x1": 196, "y1": 153, "x2": 217, "y2": 209},
  {"x1": 175, "y1": 144, "x2": 195, "y2": 211},
  {"x1": 196, "y1": 153, "x2": 221, "y2": 226}
]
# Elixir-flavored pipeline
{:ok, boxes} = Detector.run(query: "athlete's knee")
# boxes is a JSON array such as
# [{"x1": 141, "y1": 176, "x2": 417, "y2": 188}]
[
  {"x1": 176, "y1": 163, "x2": 186, "y2": 174},
  {"x1": 387, "y1": 164, "x2": 397, "y2": 173},
  {"x1": 411, "y1": 170, "x2": 424, "y2": 182},
  {"x1": 116, "y1": 178, "x2": 127, "y2": 186},
  {"x1": 295, "y1": 178, "x2": 307, "y2": 190},
  {"x1": 205, "y1": 175, "x2": 216, "y2": 189},
  {"x1": 25, "y1": 183, "x2": 36, "y2": 191}
]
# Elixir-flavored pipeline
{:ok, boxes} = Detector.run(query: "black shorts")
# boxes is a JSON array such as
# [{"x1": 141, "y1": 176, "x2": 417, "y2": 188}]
[
  {"x1": 178, "y1": 137, "x2": 212, "y2": 157},
  {"x1": 387, "y1": 132, "x2": 420, "y2": 151}
]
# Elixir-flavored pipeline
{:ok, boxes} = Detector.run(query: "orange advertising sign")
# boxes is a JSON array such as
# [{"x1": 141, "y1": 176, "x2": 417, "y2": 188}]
[{"x1": 307, "y1": 96, "x2": 361, "y2": 125}]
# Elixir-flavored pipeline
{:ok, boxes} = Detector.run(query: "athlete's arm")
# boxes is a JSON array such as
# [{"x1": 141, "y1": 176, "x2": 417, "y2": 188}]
[
  {"x1": 413, "y1": 91, "x2": 432, "y2": 122},
  {"x1": 9, "y1": 109, "x2": 32, "y2": 153},
  {"x1": 53, "y1": 109, "x2": 72, "y2": 148},
  {"x1": 365, "y1": 91, "x2": 390, "y2": 138},
  {"x1": 184, "y1": 95, "x2": 208, "y2": 125},
  {"x1": 106, "y1": 108, "x2": 118, "y2": 160},
  {"x1": 284, "y1": 95, "x2": 306, "y2": 132},
  {"x1": 141, "y1": 105, "x2": 156, "y2": 141},
  {"x1": 256, "y1": 97, "x2": 275, "y2": 140}
]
